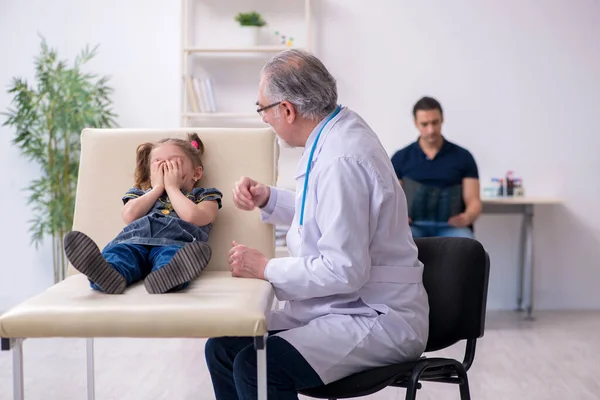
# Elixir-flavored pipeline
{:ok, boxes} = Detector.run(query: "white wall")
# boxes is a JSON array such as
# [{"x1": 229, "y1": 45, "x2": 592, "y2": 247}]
[
  {"x1": 1, "y1": 0, "x2": 599, "y2": 311},
  {"x1": 0, "y1": 0, "x2": 181, "y2": 310},
  {"x1": 310, "y1": 0, "x2": 600, "y2": 310}
]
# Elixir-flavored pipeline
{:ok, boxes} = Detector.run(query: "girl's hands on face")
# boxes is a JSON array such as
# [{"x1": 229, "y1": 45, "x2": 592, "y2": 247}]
[
  {"x1": 164, "y1": 158, "x2": 185, "y2": 191},
  {"x1": 150, "y1": 161, "x2": 165, "y2": 190}
]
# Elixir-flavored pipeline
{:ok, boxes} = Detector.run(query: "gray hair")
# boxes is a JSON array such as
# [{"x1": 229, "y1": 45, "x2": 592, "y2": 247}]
[{"x1": 261, "y1": 49, "x2": 338, "y2": 121}]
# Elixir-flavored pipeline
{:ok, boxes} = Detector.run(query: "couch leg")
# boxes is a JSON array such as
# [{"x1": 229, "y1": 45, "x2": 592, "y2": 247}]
[
  {"x1": 86, "y1": 338, "x2": 95, "y2": 400},
  {"x1": 254, "y1": 335, "x2": 267, "y2": 400},
  {"x1": 13, "y1": 338, "x2": 24, "y2": 400}
]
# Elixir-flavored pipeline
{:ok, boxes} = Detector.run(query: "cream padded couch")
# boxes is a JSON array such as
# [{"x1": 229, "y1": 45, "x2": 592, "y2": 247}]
[{"x1": 0, "y1": 128, "x2": 278, "y2": 399}]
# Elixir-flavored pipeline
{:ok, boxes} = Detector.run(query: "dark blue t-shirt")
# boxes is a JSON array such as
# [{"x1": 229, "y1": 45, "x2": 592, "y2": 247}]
[{"x1": 391, "y1": 138, "x2": 478, "y2": 188}]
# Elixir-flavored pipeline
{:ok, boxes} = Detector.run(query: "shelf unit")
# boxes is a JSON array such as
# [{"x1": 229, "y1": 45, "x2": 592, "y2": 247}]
[
  {"x1": 180, "y1": 0, "x2": 313, "y2": 127},
  {"x1": 184, "y1": 46, "x2": 293, "y2": 54},
  {"x1": 182, "y1": 112, "x2": 257, "y2": 119}
]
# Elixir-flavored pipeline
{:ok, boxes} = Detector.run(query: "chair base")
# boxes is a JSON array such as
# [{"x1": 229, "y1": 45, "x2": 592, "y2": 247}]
[{"x1": 299, "y1": 356, "x2": 471, "y2": 400}]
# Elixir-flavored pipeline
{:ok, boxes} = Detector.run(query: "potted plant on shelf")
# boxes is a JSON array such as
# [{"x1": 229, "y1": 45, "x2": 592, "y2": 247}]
[
  {"x1": 2, "y1": 37, "x2": 117, "y2": 283},
  {"x1": 234, "y1": 11, "x2": 267, "y2": 47}
]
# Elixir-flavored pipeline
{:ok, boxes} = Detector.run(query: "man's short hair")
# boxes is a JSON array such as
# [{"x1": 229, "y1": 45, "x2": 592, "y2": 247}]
[{"x1": 413, "y1": 96, "x2": 443, "y2": 118}]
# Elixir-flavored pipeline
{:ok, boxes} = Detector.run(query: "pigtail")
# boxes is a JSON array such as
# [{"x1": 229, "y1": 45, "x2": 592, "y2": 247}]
[
  {"x1": 188, "y1": 132, "x2": 205, "y2": 156},
  {"x1": 133, "y1": 142, "x2": 154, "y2": 190}
]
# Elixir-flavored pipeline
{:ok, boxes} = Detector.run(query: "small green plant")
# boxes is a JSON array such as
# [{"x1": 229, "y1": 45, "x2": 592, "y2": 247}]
[
  {"x1": 2, "y1": 36, "x2": 117, "y2": 283},
  {"x1": 234, "y1": 11, "x2": 267, "y2": 27}
]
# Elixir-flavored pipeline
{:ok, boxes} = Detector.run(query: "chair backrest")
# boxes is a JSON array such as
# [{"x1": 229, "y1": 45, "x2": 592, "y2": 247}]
[
  {"x1": 69, "y1": 128, "x2": 277, "y2": 275},
  {"x1": 414, "y1": 237, "x2": 490, "y2": 352}
]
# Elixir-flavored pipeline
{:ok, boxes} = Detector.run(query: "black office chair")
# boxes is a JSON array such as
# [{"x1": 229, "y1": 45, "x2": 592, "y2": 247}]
[{"x1": 299, "y1": 237, "x2": 490, "y2": 400}]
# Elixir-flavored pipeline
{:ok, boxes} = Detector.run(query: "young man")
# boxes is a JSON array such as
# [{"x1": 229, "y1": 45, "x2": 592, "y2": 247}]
[{"x1": 391, "y1": 96, "x2": 481, "y2": 238}]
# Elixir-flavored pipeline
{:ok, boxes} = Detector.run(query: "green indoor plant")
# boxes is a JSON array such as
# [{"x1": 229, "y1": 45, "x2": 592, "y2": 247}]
[
  {"x1": 234, "y1": 11, "x2": 267, "y2": 47},
  {"x1": 2, "y1": 37, "x2": 117, "y2": 283},
  {"x1": 234, "y1": 11, "x2": 267, "y2": 27}
]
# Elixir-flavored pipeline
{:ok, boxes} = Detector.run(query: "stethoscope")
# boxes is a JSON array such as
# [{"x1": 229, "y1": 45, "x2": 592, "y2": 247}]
[{"x1": 298, "y1": 105, "x2": 342, "y2": 235}]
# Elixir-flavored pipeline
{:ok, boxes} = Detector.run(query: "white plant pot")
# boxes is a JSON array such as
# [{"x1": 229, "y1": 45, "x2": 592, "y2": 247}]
[{"x1": 237, "y1": 26, "x2": 260, "y2": 47}]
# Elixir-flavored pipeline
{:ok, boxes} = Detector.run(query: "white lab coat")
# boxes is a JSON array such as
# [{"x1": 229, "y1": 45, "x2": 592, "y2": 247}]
[{"x1": 260, "y1": 107, "x2": 429, "y2": 385}]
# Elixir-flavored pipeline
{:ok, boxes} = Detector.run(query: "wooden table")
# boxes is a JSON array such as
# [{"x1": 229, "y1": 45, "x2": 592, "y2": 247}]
[{"x1": 482, "y1": 197, "x2": 563, "y2": 320}]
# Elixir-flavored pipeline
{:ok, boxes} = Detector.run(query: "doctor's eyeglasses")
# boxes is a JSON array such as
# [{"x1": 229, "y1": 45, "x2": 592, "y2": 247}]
[{"x1": 256, "y1": 101, "x2": 281, "y2": 117}]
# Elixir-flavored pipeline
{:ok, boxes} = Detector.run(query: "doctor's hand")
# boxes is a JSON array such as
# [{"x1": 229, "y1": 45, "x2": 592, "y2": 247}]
[
  {"x1": 448, "y1": 212, "x2": 472, "y2": 227},
  {"x1": 228, "y1": 241, "x2": 269, "y2": 280},
  {"x1": 233, "y1": 176, "x2": 271, "y2": 211}
]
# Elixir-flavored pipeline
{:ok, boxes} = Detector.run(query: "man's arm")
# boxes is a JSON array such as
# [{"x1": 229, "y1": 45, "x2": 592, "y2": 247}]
[
  {"x1": 260, "y1": 186, "x2": 296, "y2": 226},
  {"x1": 462, "y1": 177, "x2": 482, "y2": 224},
  {"x1": 391, "y1": 152, "x2": 409, "y2": 220},
  {"x1": 396, "y1": 179, "x2": 414, "y2": 224},
  {"x1": 264, "y1": 157, "x2": 374, "y2": 301},
  {"x1": 449, "y1": 149, "x2": 481, "y2": 227}
]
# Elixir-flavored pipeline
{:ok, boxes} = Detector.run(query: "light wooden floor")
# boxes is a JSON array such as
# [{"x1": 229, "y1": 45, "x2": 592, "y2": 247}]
[{"x1": 1, "y1": 311, "x2": 599, "y2": 400}]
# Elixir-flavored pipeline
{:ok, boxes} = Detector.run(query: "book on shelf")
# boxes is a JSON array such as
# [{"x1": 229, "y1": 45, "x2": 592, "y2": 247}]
[{"x1": 186, "y1": 76, "x2": 217, "y2": 113}]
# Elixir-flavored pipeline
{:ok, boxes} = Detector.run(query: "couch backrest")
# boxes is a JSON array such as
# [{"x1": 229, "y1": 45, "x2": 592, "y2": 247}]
[{"x1": 69, "y1": 128, "x2": 277, "y2": 275}]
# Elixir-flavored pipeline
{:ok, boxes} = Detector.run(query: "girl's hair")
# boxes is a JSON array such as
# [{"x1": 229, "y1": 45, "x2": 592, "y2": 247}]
[{"x1": 133, "y1": 133, "x2": 206, "y2": 190}]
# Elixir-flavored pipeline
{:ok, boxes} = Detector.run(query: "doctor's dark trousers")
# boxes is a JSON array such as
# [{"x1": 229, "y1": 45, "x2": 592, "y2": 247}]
[{"x1": 205, "y1": 332, "x2": 324, "y2": 400}]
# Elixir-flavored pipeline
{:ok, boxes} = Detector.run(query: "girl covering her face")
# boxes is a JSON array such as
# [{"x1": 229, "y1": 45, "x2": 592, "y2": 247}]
[{"x1": 64, "y1": 133, "x2": 223, "y2": 294}]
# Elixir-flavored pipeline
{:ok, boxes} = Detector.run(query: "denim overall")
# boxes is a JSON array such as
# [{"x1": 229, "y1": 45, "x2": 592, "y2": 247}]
[
  {"x1": 95, "y1": 186, "x2": 223, "y2": 291},
  {"x1": 109, "y1": 186, "x2": 222, "y2": 247}
]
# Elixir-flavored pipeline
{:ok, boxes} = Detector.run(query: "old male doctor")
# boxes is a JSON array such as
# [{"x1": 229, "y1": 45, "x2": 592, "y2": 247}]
[{"x1": 205, "y1": 49, "x2": 429, "y2": 400}]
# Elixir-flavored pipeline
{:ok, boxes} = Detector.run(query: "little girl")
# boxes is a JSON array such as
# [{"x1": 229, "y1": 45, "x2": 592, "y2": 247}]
[{"x1": 64, "y1": 133, "x2": 223, "y2": 294}]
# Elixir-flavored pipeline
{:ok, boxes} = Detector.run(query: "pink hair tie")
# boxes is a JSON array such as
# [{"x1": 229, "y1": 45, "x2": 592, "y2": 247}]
[{"x1": 191, "y1": 140, "x2": 199, "y2": 149}]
